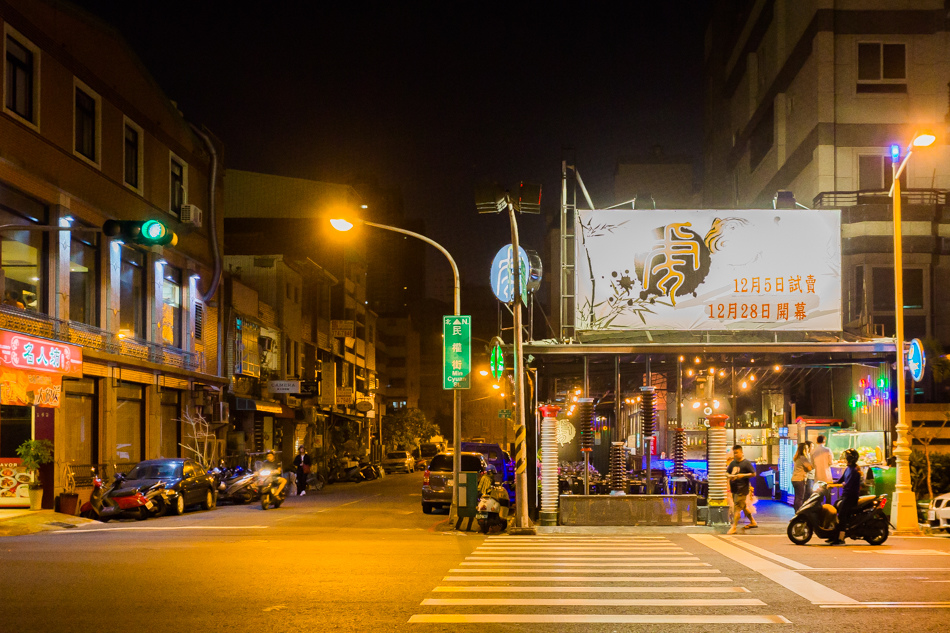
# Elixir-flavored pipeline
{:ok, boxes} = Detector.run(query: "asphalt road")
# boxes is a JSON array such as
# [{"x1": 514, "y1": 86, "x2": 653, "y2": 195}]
[{"x1": 1, "y1": 472, "x2": 949, "y2": 633}]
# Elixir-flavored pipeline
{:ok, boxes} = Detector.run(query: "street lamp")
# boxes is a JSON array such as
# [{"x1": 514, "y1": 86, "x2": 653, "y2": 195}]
[
  {"x1": 889, "y1": 131, "x2": 935, "y2": 534},
  {"x1": 330, "y1": 214, "x2": 465, "y2": 521}
]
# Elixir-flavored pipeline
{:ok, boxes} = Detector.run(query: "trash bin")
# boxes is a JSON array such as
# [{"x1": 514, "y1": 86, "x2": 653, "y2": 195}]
[{"x1": 457, "y1": 471, "x2": 479, "y2": 518}]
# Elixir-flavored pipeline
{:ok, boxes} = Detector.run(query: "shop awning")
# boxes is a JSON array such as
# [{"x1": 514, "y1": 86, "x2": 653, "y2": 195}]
[{"x1": 234, "y1": 398, "x2": 285, "y2": 415}]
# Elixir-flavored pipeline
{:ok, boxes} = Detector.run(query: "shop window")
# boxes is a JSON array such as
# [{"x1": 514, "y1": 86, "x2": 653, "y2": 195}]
[
  {"x1": 159, "y1": 389, "x2": 180, "y2": 458},
  {"x1": 69, "y1": 230, "x2": 99, "y2": 327},
  {"x1": 4, "y1": 32, "x2": 38, "y2": 125},
  {"x1": 0, "y1": 186, "x2": 47, "y2": 313},
  {"x1": 63, "y1": 379, "x2": 96, "y2": 467},
  {"x1": 0, "y1": 405, "x2": 31, "y2": 458},
  {"x1": 119, "y1": 246, "x2": 146, "y2": 339},
  {"x1": 857, "y1": 43, "x2": 906, "y2": 94},
  {"x1": 115, "y1": 382, "x2": 144, "y2": 465},
  {"x1": 161, "y1": 265, "x2": 182, "y2": 348}
]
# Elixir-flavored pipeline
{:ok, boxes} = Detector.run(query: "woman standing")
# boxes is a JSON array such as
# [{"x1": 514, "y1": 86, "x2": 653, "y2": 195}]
[
  {"x1": 293, "y1": 446, "x2": 311, "y2": 496},
  {"x1": 791, "y1": 442, "x2": 813, "y2": 511}
]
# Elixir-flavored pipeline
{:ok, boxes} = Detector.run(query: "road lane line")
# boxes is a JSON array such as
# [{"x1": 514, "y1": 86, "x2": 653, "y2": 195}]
[
  {"x1": 449, "y1": 567, "x2": 720, "y2": 573},
  {"x1": 51, "y1": 525, "x2": 269, "y2": 532},
  {"x1": 800, "y1": 567, "x2": 950, "y2": 572},
  {"x1": 432, "y1": 585, "x2": 750, "y2": 593},
  {"x1": 466, "y1": 556, "x2": 699, "y2": 562},
  {"x1": 690, "y1": 534, "x2": 857, "y2": 605},
  {"x1": 820, "y1": 603, "x2": 950, "y2": 609},
  {"x1": 722, "y1": 536, "x2": 812, "y2": 569},
  {"x1": 461, "y1": 561, "x2": 709, "y2": 567},
  {"x1": 421, "y1": 597, "x2": 765, "y2": 607},
  {"x1": 442, "y1": 575, "x2": 732, "y2": 582},
  {"x1": 408, "y1": 614, "x2": 791, "y2": 624}
]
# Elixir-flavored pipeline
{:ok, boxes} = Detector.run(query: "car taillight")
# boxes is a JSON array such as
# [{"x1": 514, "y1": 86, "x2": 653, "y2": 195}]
[{"x1": 423, "y1": 470, "x2": 430, "y2": 486}]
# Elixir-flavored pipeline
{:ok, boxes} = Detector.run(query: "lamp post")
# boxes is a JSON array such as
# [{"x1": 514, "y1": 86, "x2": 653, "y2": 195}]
[
  {"x1": 888, "y1": 132, "x2": 935, "y2": 534},
  {"x1": 330, "y1": 216, "x2": 464, "y2": 520}
]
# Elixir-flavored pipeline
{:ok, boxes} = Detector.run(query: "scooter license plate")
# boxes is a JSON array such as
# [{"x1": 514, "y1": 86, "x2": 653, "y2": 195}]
[
  {"x1": 145, "y1": 501, "x2": 154, "y2": 510},
  {"x1": 476, "y1": 513, "x2": 487, "y2": 519}
]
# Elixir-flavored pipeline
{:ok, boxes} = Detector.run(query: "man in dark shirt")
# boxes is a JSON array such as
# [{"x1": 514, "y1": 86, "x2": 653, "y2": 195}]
[
  {"x1": 827, "y1": 448, "x2": 861, "y2": 544},
  {"x1": 726, "y1": 444, "x2": 757, "y2": 534}
]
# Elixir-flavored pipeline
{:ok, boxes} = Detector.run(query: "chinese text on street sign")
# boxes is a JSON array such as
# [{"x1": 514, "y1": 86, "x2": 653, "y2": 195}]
[{"x1": 443, "y1": 316, "x2": 471, "y2": 389}]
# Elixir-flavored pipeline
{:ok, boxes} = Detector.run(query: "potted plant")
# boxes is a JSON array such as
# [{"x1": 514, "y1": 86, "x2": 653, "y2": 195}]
[
  {"x1": 15, "y1": 439, "x2": 54, "y2": 511},
  {"x1": 58, "y1": 463, "x2": 80, "y2": 516}
]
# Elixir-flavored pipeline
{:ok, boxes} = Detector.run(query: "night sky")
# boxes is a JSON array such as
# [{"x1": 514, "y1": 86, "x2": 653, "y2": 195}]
[{"x1": 74, "y1": 1, "x2": 711, "y2": 291}]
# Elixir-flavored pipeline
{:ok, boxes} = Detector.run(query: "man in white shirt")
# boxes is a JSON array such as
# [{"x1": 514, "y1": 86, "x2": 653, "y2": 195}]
[{"x1": 810, "y1": 435, "x2": 834, "y2": 501}]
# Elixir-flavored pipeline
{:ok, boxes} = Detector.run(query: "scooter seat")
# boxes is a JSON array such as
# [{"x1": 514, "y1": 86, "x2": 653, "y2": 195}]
[
  {"x1": 857, "y1": 495, "x2": 877, "y2": 506},
  {"x1": 110, "y1": 488, "x2": 138, "y2": 498}
]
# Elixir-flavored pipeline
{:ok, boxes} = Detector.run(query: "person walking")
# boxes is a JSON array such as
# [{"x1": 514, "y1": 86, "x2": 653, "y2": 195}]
[
  {"x1": 293, "y1": 446, "x2": 312, "y2": 496},
  {"x1": 804, "y1": 441, "x2": 815, "y2": 498},
  {"x1": 791, "y1": 442, "x2": 813, "y2": 511},
  {"x1": 726, "y1": 445, "x2": 757, "y2": 534},
  {"x1": 811, "y1": 435, "x2": 833, "y2": 502}
]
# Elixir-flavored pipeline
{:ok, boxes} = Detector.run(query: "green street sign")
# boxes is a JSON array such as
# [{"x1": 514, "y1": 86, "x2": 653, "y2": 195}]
[
  {"x1": 490, "y1": 341, "x2": 505, "y2": 380},
  {"x1": 443, "y1": 315, "x2": 471, "y2": 389},
  {"x1": 498, "y1": 409, "x2": 512, "y2": 418}
]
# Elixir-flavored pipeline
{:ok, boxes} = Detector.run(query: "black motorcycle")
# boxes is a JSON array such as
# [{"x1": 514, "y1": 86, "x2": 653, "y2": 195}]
[
  {"x1": 787, "y1": 481, "x2": 890, "y2": 545},
  {"x1": 256, "y1": 467, "x2": 287, "y2": 510}
]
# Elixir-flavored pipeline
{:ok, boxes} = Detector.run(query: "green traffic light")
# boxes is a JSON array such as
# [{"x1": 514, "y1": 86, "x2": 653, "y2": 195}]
[{"x1": 142, "y1": 220, "x2": 167, "y2": 241}]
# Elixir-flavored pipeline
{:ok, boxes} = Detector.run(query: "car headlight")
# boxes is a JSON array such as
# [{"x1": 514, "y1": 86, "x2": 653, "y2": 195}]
[{"x1": 260, "y1": 469, "x2": 272, "y2": 477}]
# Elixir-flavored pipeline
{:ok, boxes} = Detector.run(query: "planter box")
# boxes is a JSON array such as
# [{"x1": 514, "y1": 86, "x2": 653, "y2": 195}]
[
  {"x1": 58, "y1": 492, "x2": 80, "y2": 516},
  {"x1": 559, "y1": 494, "x2": 698, "y2": 526}
]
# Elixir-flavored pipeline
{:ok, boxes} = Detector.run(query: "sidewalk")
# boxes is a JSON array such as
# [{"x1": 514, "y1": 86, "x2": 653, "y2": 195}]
[{"x1": 0, "y1": 509, "x2": 97, "y2": 537}]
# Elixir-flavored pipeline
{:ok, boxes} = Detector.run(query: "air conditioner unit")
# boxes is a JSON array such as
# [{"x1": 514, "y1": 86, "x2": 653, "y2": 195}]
[{"x1": 180, "y1": 204, "x2": 203, "y2": 228}]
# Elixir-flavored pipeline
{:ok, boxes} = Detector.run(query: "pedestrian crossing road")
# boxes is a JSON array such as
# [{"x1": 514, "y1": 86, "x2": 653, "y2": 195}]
[{"x1": 408, "y1": 535, "x2": 792, "y2": 625}]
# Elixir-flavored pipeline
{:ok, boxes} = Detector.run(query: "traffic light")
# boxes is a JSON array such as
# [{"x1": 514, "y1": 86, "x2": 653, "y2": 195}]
[{"x1": 103, "y1": 219, "x2": 177, "y2": 246}]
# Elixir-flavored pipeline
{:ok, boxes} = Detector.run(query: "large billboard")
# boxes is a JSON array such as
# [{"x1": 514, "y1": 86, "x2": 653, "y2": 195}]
[{"x1": 575, "y1": 209, "x2": 841, "y2": 331}]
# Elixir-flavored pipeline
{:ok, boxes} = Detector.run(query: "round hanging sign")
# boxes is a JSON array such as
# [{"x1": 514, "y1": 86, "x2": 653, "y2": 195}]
[
  {"x1": 907, "y1": 338, "x2": 926, "y2": 383},
  {"x1": 490, "y1": 245, "x2": 530, "y2": 303}
]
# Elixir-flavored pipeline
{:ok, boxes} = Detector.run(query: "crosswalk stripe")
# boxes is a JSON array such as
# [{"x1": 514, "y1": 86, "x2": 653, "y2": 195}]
[
  {"x1": 475, "y1": 547, "x2": 684, "y2": 552},
  {"x1": 449, "y1": 567, "x2": 721, "y2": 573},
  {"x1": 442, "y1": 575, "x2": 732, "y2": 582},
  {"x1": 467, "y1": 556, "x2": 699, "y2": 562},
  {"x1": 422, "y1": 597, "x2": 766, "y2": 607},
  {"x1": 432, "y1": 585, "x2": 750, "y2": 593},
  {"x1": 486, "y1": 536, "x2": 669, "y2": 540},
  {"x1": 460, "y1": 561, "x2": 710, "y2": 567},
  {"x1": 408, "y1": 614, "x2": 792, "y2": 624}
]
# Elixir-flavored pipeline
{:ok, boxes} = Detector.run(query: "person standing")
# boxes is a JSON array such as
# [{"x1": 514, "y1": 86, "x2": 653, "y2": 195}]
[
  {"x1": 804, "y1": 441, "x2": 815, "y2": 498},
  {"x1": 726, "y1": 445, "x2": 757, "y2": 534},
  {"x1": 791, "y1": 442, "x2": 813, "y2": 511},
  {"x1": 293, "y1": 446, "x2": 311, "y2": 496},
  {"x1": 811, "y1": 435, "x2": 833, "y2": 502}
]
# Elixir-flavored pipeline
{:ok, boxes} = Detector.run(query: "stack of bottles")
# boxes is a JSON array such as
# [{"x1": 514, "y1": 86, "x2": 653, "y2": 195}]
[{"x1": 609, "y1": 442, "x2": 627, "y2": 493}]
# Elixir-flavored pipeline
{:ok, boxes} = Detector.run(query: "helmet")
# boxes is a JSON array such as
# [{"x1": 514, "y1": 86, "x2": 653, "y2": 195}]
[{"x1": 843, "y1": 448, "x2": 859, "y2": 465}]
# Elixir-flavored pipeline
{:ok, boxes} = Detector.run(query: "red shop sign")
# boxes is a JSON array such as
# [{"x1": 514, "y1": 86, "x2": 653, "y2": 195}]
[{"x1": 0, "y1": 330, "x2": 82, "y2": 377}]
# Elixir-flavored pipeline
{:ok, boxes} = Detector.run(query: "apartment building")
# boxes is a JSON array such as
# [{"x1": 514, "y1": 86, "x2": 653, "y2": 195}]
[{"x1": 0, "y1": 0, "x2": 225, "y2": 507}]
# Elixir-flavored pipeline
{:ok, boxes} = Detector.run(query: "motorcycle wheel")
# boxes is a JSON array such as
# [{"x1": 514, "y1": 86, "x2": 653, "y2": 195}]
[
  {"x1": 152, "y1": 498, "x2": 167, "y2": 517},
  {"x1": 864, "y1": 520, "x2": 889, "y2": 546},
  {"x1": 134, "y1": 507, "x2": 149, "y2": 521},
  {"x1": 787, "y1": 518, "x2": 813, "y2": 545},
  {"x1": 274, "y1": 496, "x2": 283, "y2": 509},
  {"x1": 477, "y1": 519, "x2": 489, "y2": 534},
  {"x1": 261, "y1": 493, "x2": 270, "y2": 510}
]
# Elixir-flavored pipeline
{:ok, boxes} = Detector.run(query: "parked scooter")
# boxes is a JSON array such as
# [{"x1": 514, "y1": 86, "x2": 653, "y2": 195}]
[
  {"x1": 256, "y1": 466, "x2": 287, "y2": 510},
  {"x1": 141, "y1": 481, "x2": 172, "y2": 517},
  {"x1": 476, "y1": 480, "x2": 511, "y2": 534},
  {"x1": 218, "y1": 466, "x2": 258, "y2": 504},
  {"x1": 787, "y1": 481, "x2": 890, "y2": 545},
  {"x1": 79, "y1": 472, "x2": 153, "y2": 522}
]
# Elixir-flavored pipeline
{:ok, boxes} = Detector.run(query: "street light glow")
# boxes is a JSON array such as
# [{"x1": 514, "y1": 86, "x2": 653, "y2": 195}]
[
  {"x1": 912, "y1": 133, "x2": 936, "y2": 147},
  {"x1": 330, "y1": 218, "x2": 354, "y2": 232},
  {"x1": 479, "y1": 369, "x2": 489, "y2": 376}
]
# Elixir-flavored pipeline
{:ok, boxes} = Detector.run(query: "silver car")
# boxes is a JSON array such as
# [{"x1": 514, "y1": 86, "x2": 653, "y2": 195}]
[
  {"x1": 382, "y1": 451, "x2": 415, "y2": 474},
  {"x1": 928, "y1": 492, "x2": 950, "y2": 530},
  {"x1": 422, "y1": 451, "x2": 488, "y2": 514}
]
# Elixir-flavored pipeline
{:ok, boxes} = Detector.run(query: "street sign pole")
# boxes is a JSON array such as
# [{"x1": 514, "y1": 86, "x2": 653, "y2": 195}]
[{"x1": 507, "y1": 200, "x2": 529, "y2": 531}]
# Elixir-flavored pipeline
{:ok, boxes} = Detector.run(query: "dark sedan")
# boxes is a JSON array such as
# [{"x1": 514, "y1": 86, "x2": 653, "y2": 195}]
[{"x1": 121, "y1": 458, "x2": 217, "y2": 516}]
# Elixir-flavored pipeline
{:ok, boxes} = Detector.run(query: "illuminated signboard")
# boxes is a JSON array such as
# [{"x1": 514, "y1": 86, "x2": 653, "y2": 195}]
[
  {"x1": 574, "y1": 209, "x2": 842, "y2": 331},
  {"x1": 907, "y1": 338, "x2": 925, "y2": 383},
  {"x1": 0, "y1": 331, "x2": 82, "y2": 408}
]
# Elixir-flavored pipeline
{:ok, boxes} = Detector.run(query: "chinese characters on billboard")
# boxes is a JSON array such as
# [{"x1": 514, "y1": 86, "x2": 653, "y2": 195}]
[
  {"x1": 575, "y1": 209, "x2": 841, "y2": 331},
  {"x1": 0, "y1": 331, "x2": 82, "y2": 407}
]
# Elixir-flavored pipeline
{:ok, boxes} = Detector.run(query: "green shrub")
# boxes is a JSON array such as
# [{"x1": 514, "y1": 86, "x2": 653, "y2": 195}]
[{"x1": 910, "y1": 449, "x2": 950, "y2": 500}]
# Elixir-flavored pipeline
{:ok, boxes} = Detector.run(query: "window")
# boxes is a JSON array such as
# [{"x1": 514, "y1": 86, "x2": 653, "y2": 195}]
[
  {"x1": 63, "y1": 379, "x2": 97, "y2": 467},
  {"x1": 74, "y1": 85, "x2": 98, "y2": 163},
  {"x1": 858, "y1": 154, "x2": 907, "y2": 191},
  {"x1": 852, "y1": 265, "x2": 865, "y2": 323},
  {"x1": 69, "y1": 230, "x2": 99, "y2": 326},
  {"x1": 4, "y1": 34, "x2": 36, "y2": 123},
  {"x1": 194, "y1": 302, "x2": 204, "y2": 341},
  {"x1": 0, "y1": 405, "x2": 32, "y2": 457},
  {"x1": 235, "y1": 318, "x2": 260, "y2": 377},
  {"x1": 857, "y1": 43, "x2": 906, "y2": 93},
  {"x1": 871, "y1": 267, "x2": 924, "y2": 311},
  {"x1": 169, "y1": 156, "x2": 185, "y2": 216},
  {"x1": 123, "y1": 119, "x2": 144, "y2": 191},
  {"x1": 159, "y1": 389, "x2": 180, "y2": 458},
  {"x1": 119, "y1": 246, "x2": 146, "y2": 339},
  {"x1": 115, "y1": 382, "x2": 144, "y2": 465},
  {"x1": 161, "y1": 265, "x2": 182, "y2": 348},
  {"x1": 0, "y1": 185, "x2": 47, "y2": 313}
]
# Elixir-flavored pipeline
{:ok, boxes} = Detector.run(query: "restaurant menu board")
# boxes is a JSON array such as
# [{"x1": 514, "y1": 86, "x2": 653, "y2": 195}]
[
  {"x1": 0, "y1": 331, "x2": 82, "y2": 408},
  {"x1": 0, "y1": 458, "x2": 33, "y2": 507}
]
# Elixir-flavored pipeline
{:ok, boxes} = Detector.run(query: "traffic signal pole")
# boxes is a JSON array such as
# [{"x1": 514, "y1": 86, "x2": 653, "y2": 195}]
[{"x1": 507, "y1": 199, "x2": 529, "y2": 530}]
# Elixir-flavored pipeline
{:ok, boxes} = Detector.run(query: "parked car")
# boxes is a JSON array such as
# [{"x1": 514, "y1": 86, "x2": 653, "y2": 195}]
[
  {"x1": 461, "y1": 442, "x2": 514, "y2": 483},
  {"x1": 422, "y1": 451, "x2": 489, "y2": 514},
  {"x1": 415, "y1": 442, "x2": 443, "y2": 470},
  {"x1": 119, "y1": 459, "x2": 217, "y2": 515},
  {"x1": 382, "y1": 451, "x2": 415, "y2": 474},
  {"x1": 928, "y1": 492, "x2": 950, "y2": 530}
]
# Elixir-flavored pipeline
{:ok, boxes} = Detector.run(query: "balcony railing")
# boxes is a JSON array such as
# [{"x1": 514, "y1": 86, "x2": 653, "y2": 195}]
[
  {"x1": 0, "y1": 305, "x2": 200, "y2": 372},
  {"x1": 813, "y1": 188, "x2": 947, "y2": 208}
]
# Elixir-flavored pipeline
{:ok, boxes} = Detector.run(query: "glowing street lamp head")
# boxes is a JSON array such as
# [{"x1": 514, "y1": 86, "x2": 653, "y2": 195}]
[
  {"x1": 912, "y1": 133, "x2": 936, "y2": 147},
  {"x1": 330, "y1": 218, "x2": 354, "y2": 232}
]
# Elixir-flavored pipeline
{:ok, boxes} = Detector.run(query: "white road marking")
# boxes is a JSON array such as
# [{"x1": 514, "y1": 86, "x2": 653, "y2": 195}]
[
  {"x1": 460, "y1": 561, "x2": 710, "y2": 567},
  {"x1": 422, "y1": 597, "x2": 766, "y2": 607},
  {"x1": 852, "y1": 549, "x2": 950, "y2": 556},
  {"x1": 800, "y1": 567, "x2": 950, "y2": 572},
  {"x1": 449, "y1": 567, "x2": 721, "y2": 573},
  {"x1": 486, "y1": 536, "x2": 669, "y2": 540},
  {"x1": 443, "y1": 575, "x2": 732, "y2": 582},
  {"x1": 408, "y1": 614, "x2": 791, "y2": 624},
  {"x1": 690, "y1": 534, "x2": 858, "y2": 605},
  {"x1": 722, "y1": 536, "x2": 812, "y2": 569},
  {"x1": 466, "y1": 556, "x2": 698, "y2": 562},
  {"x1": 820, "y1": 602, "x2": 950, "y2": 609},
  {"x1": 52, "y1": 525, "x2": 269, "y2": 532},
  {"x1": 432, "y1": 585, "x2": 750, "y2": 593}
]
